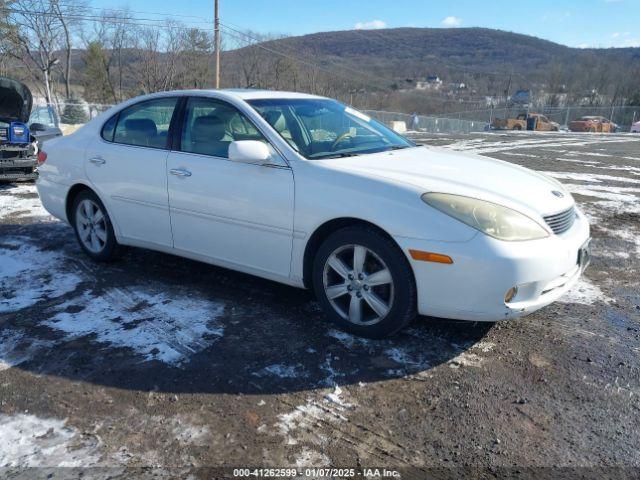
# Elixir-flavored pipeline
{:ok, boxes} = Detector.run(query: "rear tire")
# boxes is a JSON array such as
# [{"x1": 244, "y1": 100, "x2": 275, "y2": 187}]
[
  {"x1": 512, "y1": 125, "x2": 522, "y2": 131},
  {"x1": 312, "y1": 225, "x2": 417, "y2": 338},
  {"x1": 71, "y1": 190, "x2": 121, "y2": 262}
]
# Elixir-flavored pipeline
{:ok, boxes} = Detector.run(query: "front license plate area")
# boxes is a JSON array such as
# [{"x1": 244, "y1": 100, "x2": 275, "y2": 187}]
[{"x1": 577, "y1": 239, "x2": 591, "y2": 272}]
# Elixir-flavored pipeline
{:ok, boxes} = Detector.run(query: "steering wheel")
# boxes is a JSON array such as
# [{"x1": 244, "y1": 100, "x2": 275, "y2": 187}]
[{"x1": 331, "y1": 132, "x2": 353, "y2": 150}]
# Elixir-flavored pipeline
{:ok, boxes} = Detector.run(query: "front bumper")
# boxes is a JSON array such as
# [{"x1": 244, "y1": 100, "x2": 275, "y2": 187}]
[{"x1": 396, "y1": 207, "x2": 591, "y2": 321}]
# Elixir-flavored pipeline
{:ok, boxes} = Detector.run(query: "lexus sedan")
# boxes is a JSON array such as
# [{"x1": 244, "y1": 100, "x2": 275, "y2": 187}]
[{"x1": 37, "y1": 90, "x2": 591, "y2": 338}]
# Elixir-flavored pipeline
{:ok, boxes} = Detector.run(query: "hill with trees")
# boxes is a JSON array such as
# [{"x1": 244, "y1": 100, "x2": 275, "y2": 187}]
[{"x1": 0, "y1": 0, "x2": 637, "y2": 115}]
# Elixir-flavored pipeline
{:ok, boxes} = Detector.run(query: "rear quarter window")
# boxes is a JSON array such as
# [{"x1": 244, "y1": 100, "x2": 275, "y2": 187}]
[{"x1": 101, "y1": 114, "x2": 117, "y2": 142}]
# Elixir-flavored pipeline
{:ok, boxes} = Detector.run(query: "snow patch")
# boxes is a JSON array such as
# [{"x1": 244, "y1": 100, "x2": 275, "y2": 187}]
[
  {"x1": 560, "y1": 277, "x2": 613, "y2": 305},
  {"x1": 543, "y1": 171, "x2": 640, "y2": 185},
  {"x1": 276, "y1": 386, "x2": 355, "y2": 447},
  {"x1": 564, "y1": 183, "x2": 640, "y2": 215},
  {"x1": 294, "y1": 447, "x2": 331, "y2": 467},
  {"x1": 45, "y1": 288, "x2": 225, "y2": 365},
  {"x1": 444, "y1": 135, "x2": 636, "y2": 155},
  {"x1": 171, "y1": 417, "x2": 211, "y2": 447},
  {"x1": 0, "y1": 240, "x2": 82, "y2": 313},
  {"x1": 0, "y1": 414, "x2": 102, "y2": 467},
  {"x1": 0, "y1": 184, "x2": 52, "y2": 220},
  {"x1": 472, "y1": 341, "x2": 495, "y2": 353},
  {"x1": 326, "y1": 329, "x2": 371, "y2": 349},
  {"x1": 384, "y1": 347, "x2": 429, "y2": 368},
  {"x1": 323, "y1": 385, "x2": 352, "y2": 408},
  {"x1": 254, "y1": 363, "x2": 307, "y2": 379},
  {"x1": 319, "y1": 354, "x2": 345, "y2": 387},
  {"x1": 448, "y1": 351, "x2": 484, "y2": 368},
  {"x1": 0, "y1": 330, "x2": 53, "y2": 371}
]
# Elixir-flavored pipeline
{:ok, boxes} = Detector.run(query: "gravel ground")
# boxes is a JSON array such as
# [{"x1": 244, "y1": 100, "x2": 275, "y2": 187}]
[{"x1": 0, "y1": 131, "x2": 639, "y2": 479}]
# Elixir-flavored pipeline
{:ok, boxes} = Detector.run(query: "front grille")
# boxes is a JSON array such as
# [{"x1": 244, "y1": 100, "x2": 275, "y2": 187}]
[{"x1": 543, "y1": 206, "x2": 576, "y2": 235}]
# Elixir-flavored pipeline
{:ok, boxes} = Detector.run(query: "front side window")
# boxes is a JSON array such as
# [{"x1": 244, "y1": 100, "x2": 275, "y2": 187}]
[
  {"x1": 247, "y1": 98, "x2": 414, "y2": 159},
  {"x1": 180, "y1": 97, "x2": 265, "y2": 158},
  {"x1": 112, "y1": 97, "x2": 178, "y2": 149}
]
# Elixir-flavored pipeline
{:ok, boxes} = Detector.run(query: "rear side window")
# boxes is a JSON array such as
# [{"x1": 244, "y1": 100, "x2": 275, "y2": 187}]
[{"x1": 112, "y1": 97, "x2": 178, "y2": 149}]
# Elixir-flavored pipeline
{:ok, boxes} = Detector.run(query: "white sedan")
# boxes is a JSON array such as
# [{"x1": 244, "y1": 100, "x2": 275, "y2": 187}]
[{"x1": 37, "y1": 90, "x2": 591, "y2": 338}]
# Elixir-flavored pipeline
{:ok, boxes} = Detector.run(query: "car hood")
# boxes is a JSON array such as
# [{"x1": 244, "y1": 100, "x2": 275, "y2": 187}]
[
  {"x1": 0, "y1": 77, "x2": 33, "y2": 123},
  {"x1": 321, "y1": 146, "x2": 574, "y2": 217}
]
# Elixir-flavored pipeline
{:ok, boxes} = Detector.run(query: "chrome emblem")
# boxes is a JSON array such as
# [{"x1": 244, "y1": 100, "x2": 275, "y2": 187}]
[{"x1": 552, "y1": 190, "x2": 564, "y2": 198}]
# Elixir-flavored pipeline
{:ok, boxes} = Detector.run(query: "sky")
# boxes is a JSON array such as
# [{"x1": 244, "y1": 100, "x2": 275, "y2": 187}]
[{"x1": 90, "y1": 0, "x2": 640, "y2": 49}]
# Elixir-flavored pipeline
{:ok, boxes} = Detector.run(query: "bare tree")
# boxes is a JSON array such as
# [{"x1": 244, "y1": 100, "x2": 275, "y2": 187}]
[
  {"x1": 51, "y1": 0, "x2": 85, "y2": 99},
  {"x1": 5, "y1": 0, "x2": 66, "y2": 105}
]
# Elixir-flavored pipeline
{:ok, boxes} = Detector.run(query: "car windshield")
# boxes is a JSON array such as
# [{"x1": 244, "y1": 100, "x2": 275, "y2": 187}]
[{"x1": 247, "y1": 98, "x2": 415, "y2": 159}]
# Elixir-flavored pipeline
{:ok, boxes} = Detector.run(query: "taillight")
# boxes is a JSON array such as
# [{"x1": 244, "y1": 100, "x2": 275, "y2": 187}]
[{"x1": 37, "y1": 150, "x2": 47, "y2": 165}]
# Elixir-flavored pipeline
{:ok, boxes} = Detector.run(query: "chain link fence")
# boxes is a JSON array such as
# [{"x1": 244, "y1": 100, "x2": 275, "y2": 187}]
[
  {"x1": 31, "y1": 100, "x2": 640, "y2": 136},
  {"x1": 364, "y1": 109, "x2": 489, "y2": 134},
  {"x1": 458, "y1": 105, "x2": 638, "y2": 129},
  {"x1": 365, "y1": 106, "x2": 639, "y2": 135}
]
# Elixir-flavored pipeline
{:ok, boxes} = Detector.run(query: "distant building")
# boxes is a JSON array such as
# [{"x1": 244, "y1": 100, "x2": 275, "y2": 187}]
[
  {"x1": 508, "y1": 89, "x2": 532, "y2": 106},
  {"x1": 415, "y1": 75, "x2": 443, "y2": 90}
]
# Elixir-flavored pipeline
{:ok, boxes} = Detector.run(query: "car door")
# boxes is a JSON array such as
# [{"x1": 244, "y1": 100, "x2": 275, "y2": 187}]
[
  {"x1": 166, "y1": 96, "x2": 294, "y2": 278},
  {"x1": 85, "y1": 97, "x2": 179, "y2": 248},
  {"x1": 539, "y1": 116, "x2": 550, "y2": 131}
]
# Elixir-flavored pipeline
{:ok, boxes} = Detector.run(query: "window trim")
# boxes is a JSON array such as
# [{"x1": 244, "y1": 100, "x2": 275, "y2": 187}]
[{"x1": 100, "y1": 96, "x2": 181, "y2": 151}]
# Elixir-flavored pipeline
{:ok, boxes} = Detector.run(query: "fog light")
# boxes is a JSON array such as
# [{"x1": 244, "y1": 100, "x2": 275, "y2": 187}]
[{"x1": 504, "y1": 286, "x2": 518, "y2": 303}]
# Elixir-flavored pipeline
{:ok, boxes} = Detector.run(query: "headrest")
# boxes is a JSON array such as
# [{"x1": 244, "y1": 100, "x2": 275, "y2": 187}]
[
  {"x1": 192, "y1": 114, "x2": 226, "y2": 142},
  {"x1": 124, "y1": 118, "x2": 157, "y2": 137},
  {"x1": 263, "y1": 110, "x2": 286, "y2": 132}
]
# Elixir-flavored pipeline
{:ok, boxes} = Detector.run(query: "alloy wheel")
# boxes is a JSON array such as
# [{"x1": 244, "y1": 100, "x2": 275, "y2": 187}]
[
  {"x1": 322, "y1": 244, "x2": 394, "y2": 326},
  {"x1": 76, "y1": 199, "x2": 108, "y2": 254}
]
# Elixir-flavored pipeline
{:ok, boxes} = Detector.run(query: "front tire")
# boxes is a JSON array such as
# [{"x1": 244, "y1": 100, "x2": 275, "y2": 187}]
[
  {"x1": 71, "y1": 190, "x2": 121, "y2": 262},
  {"x1": 312, "y1": 226, "x2": 417, "y2": 338}
]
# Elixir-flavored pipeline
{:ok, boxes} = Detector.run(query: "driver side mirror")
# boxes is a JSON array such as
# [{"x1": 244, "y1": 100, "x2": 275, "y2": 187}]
[{"x1": 228, "y1": 140, "x2": 272, "y2": 165}]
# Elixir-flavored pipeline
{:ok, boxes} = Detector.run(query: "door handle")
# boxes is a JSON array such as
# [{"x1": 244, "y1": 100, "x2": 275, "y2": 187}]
[
  {"x1": 89, "y1": 157, "x2": 106, "y2": 165},
  {"x1": 169, "y1": 168, "x2": 192, "y2": 177}
]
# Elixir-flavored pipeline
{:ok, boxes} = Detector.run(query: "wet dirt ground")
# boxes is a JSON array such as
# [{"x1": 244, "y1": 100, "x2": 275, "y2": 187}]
[{"x1": 0, "y1": 131, "x2": 639, "y2": 479}]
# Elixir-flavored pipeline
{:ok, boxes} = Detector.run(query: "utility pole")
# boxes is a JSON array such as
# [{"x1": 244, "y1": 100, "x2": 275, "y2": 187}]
[{"x1": 214, "y1": 0, "x2": 220, "y2": 89}]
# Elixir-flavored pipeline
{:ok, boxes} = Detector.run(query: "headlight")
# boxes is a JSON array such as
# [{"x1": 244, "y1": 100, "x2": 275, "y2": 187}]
[{"x1": 421, "y1": 193, "x2": 548, "y2": 241}]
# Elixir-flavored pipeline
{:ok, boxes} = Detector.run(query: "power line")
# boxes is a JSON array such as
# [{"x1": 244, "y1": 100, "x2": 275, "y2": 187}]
[
  {"x1": 53, "y1": 2, "x2": 211, "y2": 23},
  {"x1": 2, "y1": 5, "x2": 390, "y2": 90},
  {"x1": 0, "y1": 6, "x2": 211, "y2": 29},
  {"x1": 2, "y1": 4, "x2": 528, "y2": 95}
]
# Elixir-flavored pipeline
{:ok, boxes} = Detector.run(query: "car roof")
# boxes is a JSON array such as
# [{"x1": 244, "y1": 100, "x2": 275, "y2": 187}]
[
  {"x1": 155, "y1": 88, "x2": 327, "y2": 102},
  {"x1": 221, "y1": 89, "x2": 326, "y2": 100}
]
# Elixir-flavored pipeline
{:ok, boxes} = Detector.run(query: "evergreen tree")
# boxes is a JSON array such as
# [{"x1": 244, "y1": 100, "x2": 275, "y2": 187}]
[{"x1": 61, "y1": 94, "x2": 88, "y2": 124}]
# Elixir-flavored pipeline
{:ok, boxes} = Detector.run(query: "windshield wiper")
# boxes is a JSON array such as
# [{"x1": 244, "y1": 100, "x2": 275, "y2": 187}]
[
  {"x1": 312, "y1": 152, "x2": 360, "y2": 159},
  {"x1": 385, "y1": 145, "x2": 410, "y2": 151}
]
